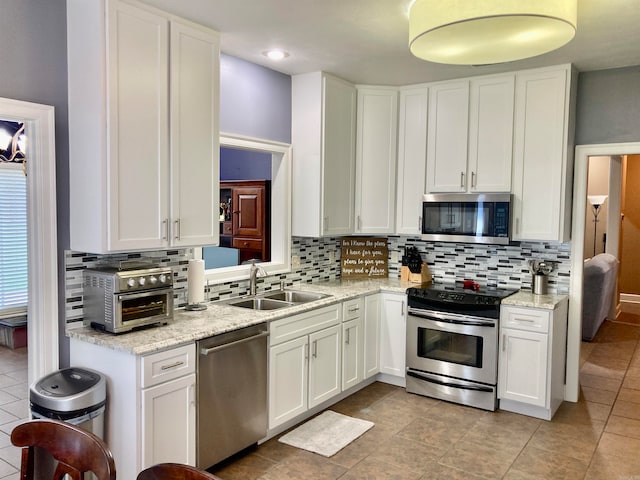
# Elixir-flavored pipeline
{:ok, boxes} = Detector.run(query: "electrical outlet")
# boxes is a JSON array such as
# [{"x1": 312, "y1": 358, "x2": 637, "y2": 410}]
[
  {"x1": 329, "y1": 251, "x2": 335, "y2": 263},
  {"x1": 391, "y1": 251, "x2": 399, "y2": 264},
  {"x1": 292, "y1": 255, "x2": 301, "y2": 269}
]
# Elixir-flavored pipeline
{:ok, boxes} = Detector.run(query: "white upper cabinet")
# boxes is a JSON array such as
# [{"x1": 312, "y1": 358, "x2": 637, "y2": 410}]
[
  {"x1": 67, "y1": 0, "x2": 219, "y2": 253},
  {"x1": 426, "y1": 81, "x2": 469, "y2": 193},
  {"x1": 292, "y1": 72, "x2": 357, "y2": 237},
  {"x1": 395, "y1": 87, "x2": 428, "y2": 235},
  {"x1": 511, "y1": 65, "x2": 575, "y2": 242},
  {"x1": 426, "y1": 75, "x2": 514, "y2": 193},
  {"x1": 354, "y1": 87, "x2": 398, "y2": 234}
]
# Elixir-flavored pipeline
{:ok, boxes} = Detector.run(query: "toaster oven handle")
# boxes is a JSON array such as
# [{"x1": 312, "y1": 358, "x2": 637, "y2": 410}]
[{"x1": 116, "y1": 287, "x2": 174, "y2": 302}]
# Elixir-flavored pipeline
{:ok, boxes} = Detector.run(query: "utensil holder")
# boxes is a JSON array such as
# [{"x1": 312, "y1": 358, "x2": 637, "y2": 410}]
[{"x1": 532, "y1": 274, "x2": 548, "y2": 295}]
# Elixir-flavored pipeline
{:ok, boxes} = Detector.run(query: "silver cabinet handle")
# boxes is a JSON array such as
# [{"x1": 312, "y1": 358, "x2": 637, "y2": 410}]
[
  {"x1": 162, "y1": 219, "x2": 168, "y2": 240},
  {"x1": 304, "y1": 342, "x2": 309, "y2": 360},
  {"x1": 357, "y1": 215, "x2": 362, "y2": 230},
  {"x1": 348, "y1": 306, "x2": 360, "y2": 313},
  {"x1": 515, "y1": 218, "x2": 520, "y2": 235},
  {"x1": 345, "y1": 328, "x2": 351, "y2": 345},
  {"x1": 502, "y1": 334, "x2": 506, "y2": 352},
  {"x1": 418, "y1": 216, "x2": 422, "y2": 231},
  {"x1": 312, "y1": 340, "x2": 318, "y2": 358},
  {"x1": 460, "y1": 171, "x2": 465, "y2": 188},
  {"x1": 401, "y1": 301, "x2": 405, "y2": 316},
  {"x1": 471, "y1": 171, "x2": 476, "y2": 188},
  {"x1": 160, "y1": 360, "x2": 184, "y2": 371},
  {"x1": 174, "y1": 219, "x2": 181, "y2": 240}
]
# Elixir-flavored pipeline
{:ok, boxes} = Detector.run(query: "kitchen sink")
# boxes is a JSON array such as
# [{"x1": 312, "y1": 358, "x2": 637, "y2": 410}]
[
  {"x1": 260, "y1": 290, "x2": 332, "y2": 303},
  {"x1": 220, "y1": 289, "x2": 332, "y2": 310},
  {"x1": 225, "y1": 298, "x2": 294, "y2": 310}
]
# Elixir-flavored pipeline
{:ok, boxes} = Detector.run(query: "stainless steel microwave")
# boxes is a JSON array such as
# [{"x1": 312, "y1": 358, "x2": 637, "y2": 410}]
[{"x1": 421, "y1": 193, "x2": 511, "y2": 245}]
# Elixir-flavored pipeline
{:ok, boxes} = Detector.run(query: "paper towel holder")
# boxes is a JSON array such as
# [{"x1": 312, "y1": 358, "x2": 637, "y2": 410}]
[
  {"x1": 185, "y1": 301, "x2": 207, "y2": 311},
  {"x1": 186, "y1": 259, "x2": 208, "y2": 311}
]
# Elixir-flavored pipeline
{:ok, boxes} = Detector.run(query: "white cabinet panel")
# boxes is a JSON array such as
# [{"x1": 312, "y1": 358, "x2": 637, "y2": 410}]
[
  {"x1": 379, "y1": 293, "x2": 406, "y2": 377},
  {"x1": 268, "y1": 336, "x2": 308, "y2": 428},
  {"x1": 364, "y1": 294, "x2": 381, "y2": 379},
  {"x1": 396, "y1": 87, "x2": 428, "y2": 235},
  {"x1": 342, "y1": 317, "x2": 364, "y2": 391},
  {"x1": 512, "y1": 65, "x2": 574, "y2": 242},
  {"x1": 309, "y1": 325, "x2": 342, "y2": 408},
  {"x1": 499, "y1": 329, "x2": 547, "y2": 407},
  {"x1": 355, "y1": 87, "x2": 398, "y2": 234}
]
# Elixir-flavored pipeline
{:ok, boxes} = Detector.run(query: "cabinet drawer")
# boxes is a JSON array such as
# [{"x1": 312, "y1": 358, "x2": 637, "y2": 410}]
[
  {"x1": 222, "y1": 222, "x2": 232, "y2": 235},
  {"x1": 232, "y1": 237, "x2": 262, "y2": 250},
  {"x1": 342, "y1": 298, "x2": 363, "y2": 321},
  {"x1": 270, "y1": 304, "x2": 341, "y2": 346},
  {"x1": 501, "y1": 306, "x2": 550, "y2": 334},
  {"x1": 141, "y1": 343, "x2": 196, "y2": 388}
]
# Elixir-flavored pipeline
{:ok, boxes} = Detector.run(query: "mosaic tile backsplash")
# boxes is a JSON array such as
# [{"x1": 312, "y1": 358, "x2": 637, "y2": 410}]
[{"x1": 65, "y1": 236, "x2": 570, "y2": 328}]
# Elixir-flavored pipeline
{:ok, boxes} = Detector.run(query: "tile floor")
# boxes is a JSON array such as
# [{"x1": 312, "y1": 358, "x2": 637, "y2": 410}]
[
  {"x1": 1, "y1": 316, "x2": 639, "y2": 479},
  {"x1": 212, "y1": 317, "x2": 640, "y2": 480},
  {"x1": 0, "y1": 346, "x2": 28, "y2": 480}
]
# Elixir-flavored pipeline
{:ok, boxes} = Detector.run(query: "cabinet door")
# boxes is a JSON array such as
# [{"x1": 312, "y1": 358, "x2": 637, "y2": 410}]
[
  {"x1": 468, "y1": 75, "x2": 514, "y2": 192},
  {"x1": 232, "y1": 185, "x2": 265, "y2": 237},
  {"x1": 396, "y1": 87, "x2": 428, "y2": 235},
  {"x1": 169, "y1": 19, "x2": 219, "y2": 247},
  {"x1": 269, "y1": 336, "x2": 308, "y2": 429},
  {"x1": 323, "y1": 75, "x2": 357, "y2": 236},
  {"x1": 363, "y1": 294, "x2": 381, "y2": 379},
  {"x1": 498, "y1": 328, "x2": 548, "y2": 407},
  {"x1": 355, "y1": 87, "x2": 398, "y2": 234},
  {"x1": 512, "y1": 67, "x2": 570, "y2": 241},
  {"x1": 107, "y1": 0, "x2": 169, "y2": 251},
  {"x1": 426, "y1": 81, "x2": 469, "y2": 193},
  {"x1": 379, "y1": 293, "x2": 406, "y2": 377},
  {"x1": 308, "y1": 325, "x2": 341, "y2": 408},
  {"x1": 141, "y1": 373, "x2": 196, "y2": 468},
  {"x1": 342, "y1": 318, "x2": 364, "y2": 391}
]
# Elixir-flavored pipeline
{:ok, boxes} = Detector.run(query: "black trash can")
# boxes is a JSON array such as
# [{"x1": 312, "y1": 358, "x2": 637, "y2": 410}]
[{"x1": 30, "y1": 367, "x2": 106, "y2": 435}]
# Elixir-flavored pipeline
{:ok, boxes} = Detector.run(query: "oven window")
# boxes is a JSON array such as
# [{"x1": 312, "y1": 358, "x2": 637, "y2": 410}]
[
  {"x1": 417, "y1": 327, "x2": 483, "y2": 368},
  {"x1": 121, "y1": 294, "x2": 167, "y2": 322}
]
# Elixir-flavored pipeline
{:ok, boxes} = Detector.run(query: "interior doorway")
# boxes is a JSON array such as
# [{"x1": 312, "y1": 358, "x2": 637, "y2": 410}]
[
  {"x1": 0, "y1": 97, "x2": 59, "y2": 387},
  {"x1": 568, "y1": 142, "x2": 640, "y2": 402}
]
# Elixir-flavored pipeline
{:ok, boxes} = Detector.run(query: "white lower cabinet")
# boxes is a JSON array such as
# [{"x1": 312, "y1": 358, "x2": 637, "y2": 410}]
[
  {"x1": 342, "y1": 298, "x2": 364, "y2": 391},
  {"x1": 363, "y1": 294, "x2": 381, "y2": 379},
  {"x1": 268, "y1": 304, "x2": 341, "y2": 429},
  {"x1": 498, "y1": 299, "x2": 569, "y2": 420},
  {"x1": 379, "y1": 292, "x2": 406, "y2": 382},
  {"x1": 69, "y1": 340, "x2": 196, "y2": 479}
]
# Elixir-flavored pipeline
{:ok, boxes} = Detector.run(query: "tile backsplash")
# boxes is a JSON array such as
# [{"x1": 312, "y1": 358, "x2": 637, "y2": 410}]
[{"x1": 65, "y1": 236, "x2": 570, "y2": 328}]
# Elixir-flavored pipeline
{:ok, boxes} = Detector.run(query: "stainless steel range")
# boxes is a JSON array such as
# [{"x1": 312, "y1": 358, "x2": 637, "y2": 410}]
[{"x1": 406, "y1": 283, "x2": 517, "y2": 411}]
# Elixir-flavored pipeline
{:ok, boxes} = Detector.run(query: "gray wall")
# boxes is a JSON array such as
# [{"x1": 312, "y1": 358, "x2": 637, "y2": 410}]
[
  {"x1": 0, "y1": 0, "x2": 70, "y2": 363},
  {"x1": 220, "y1": 54, "x2": 292, "y2": 143},
  {"x1": 576, "y1": 66, "x2": 640, "y2": 145}
]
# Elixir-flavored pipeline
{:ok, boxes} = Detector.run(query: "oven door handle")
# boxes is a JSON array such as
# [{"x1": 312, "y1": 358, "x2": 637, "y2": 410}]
[
  {"x1": 406, "y1": 370, "x2": 494, "y2": 393},
  {"x1": 116, "y1": 287, "x2": 174, "y2": 302},
  {"x1": 408, "y1": 308, "x2": 495, "y2": 327}
]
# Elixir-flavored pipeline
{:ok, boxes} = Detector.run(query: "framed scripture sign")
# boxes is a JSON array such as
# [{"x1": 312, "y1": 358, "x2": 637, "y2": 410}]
[{"x1": 341, "y1": 238, "x2": 388, "y2": 278}]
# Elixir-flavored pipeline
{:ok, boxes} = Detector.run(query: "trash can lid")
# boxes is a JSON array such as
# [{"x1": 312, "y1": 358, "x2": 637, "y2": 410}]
[{"x1": 30, "y1": 367, "x2": 106, "y2": 413}]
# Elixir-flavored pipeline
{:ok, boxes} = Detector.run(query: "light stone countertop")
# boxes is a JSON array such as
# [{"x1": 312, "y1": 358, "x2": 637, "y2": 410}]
[
  {"x1": 501, "y1": 290, "x2": 569, "y2": 310},
  {"x1": 66, "y1": 278, "x2": 419, "y2": 357}
]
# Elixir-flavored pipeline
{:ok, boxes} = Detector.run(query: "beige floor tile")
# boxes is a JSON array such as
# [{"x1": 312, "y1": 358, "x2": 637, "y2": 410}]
[
  {"x1": 622, "y1": 375, "x2": 640, "y2": 390},
  {"x1": 0, "y1": 458, "x2": 19, "y2": 478},
  {"x1": 438, "y1": 437, "x2": 521, "y2": 479},
  {"x1": 251, "y1": 436, "x2": 300, "y2": 464},
  {"x1": 210, "y1": 451, "x2": 277, "y2": 480},
  {"x1": 585, "y1": 451, "x2": 640, "y2": 479},
  {"x1": 508, "y1": 445, "x2": 589, "y2": 480},
  {"x1": 580, "y1": 356, "x2": 629, "y2": 380},
  {"x1": 580, "y1": 385, "x2": 618, "y2": 405},
  {"x1": 462, "y1": 420, "x2": 536, "y2": 452},
  {"x1": 330, "y1": 383, "x2": 398, "y2": 417},
  {"x1": 527, "y1": 421, "x2": 603, "y2": 464},
  {"x1": 552, "y1": 399, "x2": 612, "y2": 425},
  {"x1": 605, "y1": 414, "x2": 640, "y2": 440},
  {"x1": 256, "y1": 450, "x2": 346, "y2": 480},
  {"x1": 589, "y1": 340, "x2": 637, "y2": 361},
  {"x1": 579, "y1": 372, "x2": 623, "y2": 392},
  {"x1": 418, "y1": 463, "x2": 487, "y2": 480},
  {"x1": 328, "y1": 419, "x2": 403, "y2": 469},
  {"x1": 357, "y1": 392, "x2": 436, "y2": 428},
  {"x1": 479, "y1": 409, "x2": 542, "y2": 434},
  {"x1": 596, "y1": 431, "x2": 640, "y2": 461},
  {"x1": 580, "y1": 342, "x2": 596, "y2": 368},
  {"x1": 366, "y1": 435, "x2": 442, "y2": 474},
  {"x1": 612, "y1": 399, "x2": 640, "y2": 420},
  {"x1": 396, "y1": 416, "x2": 468, "y2": 453},
  {"x1": 0, "y1": 444, "x2": 20, "y2": 470},
  {"x1": 617, "y1": 387, "x2": 640, "y2": 404},
  {"x1": 339, "y1": 456, "x2": 422, "y2": 480}
]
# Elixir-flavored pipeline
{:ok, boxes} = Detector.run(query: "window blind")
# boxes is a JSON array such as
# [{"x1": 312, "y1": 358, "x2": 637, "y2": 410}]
[{"x1": 0, "y1": 163, "x2": 27, "y2": 317}]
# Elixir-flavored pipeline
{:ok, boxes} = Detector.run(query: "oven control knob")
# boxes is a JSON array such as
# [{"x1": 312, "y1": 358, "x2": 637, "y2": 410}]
[
  {"x1": 127, "y1": 278, "x2": 136, "y2": 288},
  {"x1": 159, "y1": 274, "x2": 167, "y2": 284},
  {"x1": 149, "y1": 276, "x2": 158, "y2": 285},
  {"x1": 138, "y1": 277, "x2": 146, "y2": 286}
]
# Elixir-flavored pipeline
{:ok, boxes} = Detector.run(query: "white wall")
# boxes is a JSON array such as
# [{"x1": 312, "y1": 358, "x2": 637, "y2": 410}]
[{"x1": 584, "y1": 156, "x2": 610, "y2": 259}]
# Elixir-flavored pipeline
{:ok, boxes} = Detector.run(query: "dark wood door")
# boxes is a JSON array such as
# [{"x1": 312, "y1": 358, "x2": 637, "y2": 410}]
[{"x1": 233, "y1": 186, "x2": 265, "y2": 237}]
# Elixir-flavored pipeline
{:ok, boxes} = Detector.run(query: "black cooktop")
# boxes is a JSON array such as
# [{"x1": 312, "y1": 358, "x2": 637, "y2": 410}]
[{"x1": 407, "y1": 283, "x2": 519, "y2": 318}]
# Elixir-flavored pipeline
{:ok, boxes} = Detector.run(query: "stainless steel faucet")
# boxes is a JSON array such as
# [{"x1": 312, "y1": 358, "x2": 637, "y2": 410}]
[{"x1": 249, "y1": 263, "x2": 267, "y2": 296}]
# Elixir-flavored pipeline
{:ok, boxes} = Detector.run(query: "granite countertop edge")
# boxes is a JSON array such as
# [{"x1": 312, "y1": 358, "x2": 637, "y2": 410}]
[
  {"x1": 501, "y1": 290, "x2": 568, "y2": 310},
  {"x1": 66, "y1": 278, "x2": 414, "y2": 356}
]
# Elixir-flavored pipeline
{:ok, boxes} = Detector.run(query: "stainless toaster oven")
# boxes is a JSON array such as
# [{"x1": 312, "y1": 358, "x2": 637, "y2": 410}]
[{"x1": 83, "y1": 264, "x2": 174, "y2": 334}]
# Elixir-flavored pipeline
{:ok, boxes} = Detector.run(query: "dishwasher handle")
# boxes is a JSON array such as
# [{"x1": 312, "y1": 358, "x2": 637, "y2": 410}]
[{"x1": 200, "y1": 331, "x2": 269, "y2": 356}]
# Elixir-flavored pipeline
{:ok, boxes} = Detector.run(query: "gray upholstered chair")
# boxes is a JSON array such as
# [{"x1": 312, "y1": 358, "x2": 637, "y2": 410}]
[{"x1": 582, "y1": 253, "x2": 619, "y2": 341}]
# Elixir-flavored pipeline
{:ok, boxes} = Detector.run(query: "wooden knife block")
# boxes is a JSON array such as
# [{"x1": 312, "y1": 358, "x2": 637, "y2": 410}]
[{"x1": 401, "y1": 263, "x2": 432, "y2": 284}]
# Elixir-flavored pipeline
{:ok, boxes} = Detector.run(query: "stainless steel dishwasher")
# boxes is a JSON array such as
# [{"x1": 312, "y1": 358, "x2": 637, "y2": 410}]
[{"x1": 196, "y1": 323, "x2": 268, "y2": 469}]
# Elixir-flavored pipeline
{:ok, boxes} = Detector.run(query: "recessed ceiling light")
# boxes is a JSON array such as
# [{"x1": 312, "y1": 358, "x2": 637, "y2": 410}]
[{"x1": 263, "y1": 49, "x2": 289, "y2": 61}]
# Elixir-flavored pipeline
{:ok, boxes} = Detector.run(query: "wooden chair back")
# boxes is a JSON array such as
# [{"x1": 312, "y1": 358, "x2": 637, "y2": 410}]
[
  {"x1": 10, "y1": 419, "x2": 116, "y2": 480},
  {"x1": 137, "y1": 463, "x2": 223, "y2": 480}
]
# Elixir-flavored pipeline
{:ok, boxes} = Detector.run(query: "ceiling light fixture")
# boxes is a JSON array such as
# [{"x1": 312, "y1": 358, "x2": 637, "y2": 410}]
[
  {"x1": 408, "y1": 0, "x2": 577, "y2": 65},
  {"x1": 263, "y1": 49, "x2": 289, "y2": 61}
]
